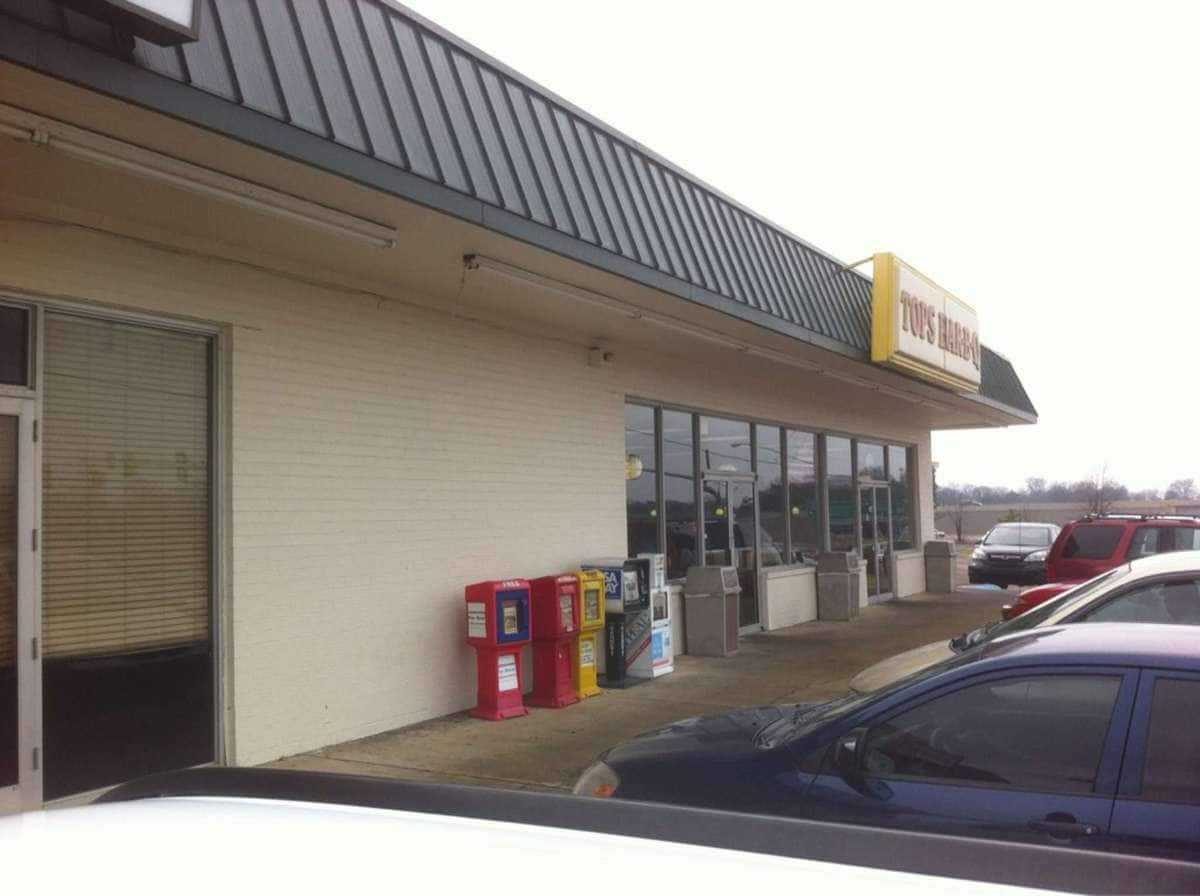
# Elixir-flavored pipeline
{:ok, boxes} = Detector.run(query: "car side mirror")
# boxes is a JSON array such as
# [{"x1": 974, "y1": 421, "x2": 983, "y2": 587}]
[{"x1": 833, "y1": 726, "x2": 867, "y2": 777}]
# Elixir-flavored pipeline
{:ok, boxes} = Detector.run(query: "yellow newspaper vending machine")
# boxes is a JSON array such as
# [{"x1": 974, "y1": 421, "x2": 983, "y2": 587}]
[{"x1": 572, "y1": 569, "x2": 606, "y2": 698}]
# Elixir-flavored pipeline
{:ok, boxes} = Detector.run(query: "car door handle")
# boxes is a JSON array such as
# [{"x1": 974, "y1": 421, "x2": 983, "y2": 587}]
[{"x1": 1028, "y1": 816, "x2": 1099, "y2": 838}]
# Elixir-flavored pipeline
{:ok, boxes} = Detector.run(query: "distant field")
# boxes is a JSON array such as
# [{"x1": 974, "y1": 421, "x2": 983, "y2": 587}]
[{"x1": 935, "y1": 500, "x2": 1200, "y2": 540}]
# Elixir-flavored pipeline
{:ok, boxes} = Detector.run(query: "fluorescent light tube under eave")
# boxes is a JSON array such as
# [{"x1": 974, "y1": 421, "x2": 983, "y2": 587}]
[
  {"x1": 465, "y1": 254, "x2": 748, "y2": 350},
  {"x1": 0, "y1": 104, "x2": 397, "y2": 249},
  {"x1": 464, "y1": 254, "x2": 642, "y2": 319},
  {"x1": 463, "y1": 255, "x2": 954, "y2": 409}
]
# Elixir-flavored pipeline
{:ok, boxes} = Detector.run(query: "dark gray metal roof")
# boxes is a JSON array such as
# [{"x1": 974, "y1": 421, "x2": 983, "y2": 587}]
[
  {"x1": 0, "y1": 0, "x2": 1035, "y2": 419},
  {"x1": 979, "y1": 348, "x2": 1037, "y2": 419}
]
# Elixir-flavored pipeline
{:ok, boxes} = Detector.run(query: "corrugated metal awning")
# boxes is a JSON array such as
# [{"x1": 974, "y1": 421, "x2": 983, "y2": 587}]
[{"x1": 0, "y1": 0, "x2": 1035, "y2": 419}]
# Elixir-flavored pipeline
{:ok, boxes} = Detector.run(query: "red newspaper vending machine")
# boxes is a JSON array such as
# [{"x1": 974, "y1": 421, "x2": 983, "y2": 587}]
[
  {"x1": 465, "y1": 579, "x2": 531, "y2": 721},
  {"x1": 527, "y1": 574, "x2": 581, "y2": 708}
]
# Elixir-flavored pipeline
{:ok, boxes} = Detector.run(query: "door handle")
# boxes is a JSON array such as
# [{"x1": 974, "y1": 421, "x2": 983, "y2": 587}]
[{"x1": 1028, "y1": 816, "x2": 1099, "y2": 839}]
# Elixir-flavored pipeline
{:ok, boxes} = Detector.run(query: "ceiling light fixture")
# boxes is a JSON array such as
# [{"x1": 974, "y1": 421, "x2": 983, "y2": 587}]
[
  {"x1": 463, "y1": 254, "x2": 955, "y2": 411},
  {"x1": 0, "y1": 104, "x2": 398, "y2": 249},
  {"x1": 464, "y1": 254, "x2": 749, "y2": 351}
]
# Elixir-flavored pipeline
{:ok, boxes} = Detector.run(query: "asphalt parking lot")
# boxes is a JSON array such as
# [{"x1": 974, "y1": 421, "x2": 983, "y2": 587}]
[{"x1": 272, "y1": 584, "x2": 1009, "y2": 791}]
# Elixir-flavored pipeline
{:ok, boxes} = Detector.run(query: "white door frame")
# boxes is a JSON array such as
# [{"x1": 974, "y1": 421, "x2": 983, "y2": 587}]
[{"x1": 0, "y1": 396, "x2": 41, "y2": 814}]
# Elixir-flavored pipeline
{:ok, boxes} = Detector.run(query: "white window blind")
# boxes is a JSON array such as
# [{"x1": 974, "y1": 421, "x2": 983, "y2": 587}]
[
  {"x1": 42, "y1": 314, "x2": 211, "y2": 658},
  {"x1": 0, "y1": 416, "x2": 15, "y2": 669}
]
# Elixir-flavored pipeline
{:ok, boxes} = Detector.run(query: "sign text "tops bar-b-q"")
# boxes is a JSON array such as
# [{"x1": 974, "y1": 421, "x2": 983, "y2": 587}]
[
  {"x1": 899, "y1": 291, "x2": 980, "y2": 371},
  {"x1": 871, "y1": 253, "x2": 981, "y2": 393}
]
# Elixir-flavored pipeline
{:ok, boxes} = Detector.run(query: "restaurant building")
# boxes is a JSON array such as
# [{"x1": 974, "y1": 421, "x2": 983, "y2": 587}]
[{"x1": 0, "y1": 0, "x2": 1036, "y2": 809}]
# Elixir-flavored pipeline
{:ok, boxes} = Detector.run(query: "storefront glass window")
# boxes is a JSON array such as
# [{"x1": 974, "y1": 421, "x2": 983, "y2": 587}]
[
  {"x1": 624, "y1": 404, "x2": 659, "y2": 556},
  {"x1": 786, "y1": 430, "x2": 819, "y2": 564},
  {"x1": 756, "y1": 425, "x2": 784, "y2": 567},
  {"x1": 857, "y1": 441, "x2": 886, "y2": 482},
  {"x1": 826, "y1": 436, "x2": 855, "y2": 552},
  {"x1": 698, "y1": 416, "x2": 751, "y2": 474},
  {"x1": 662, "y1": 410, "x2": 697, "y2": 579},
  {"x1": 889, "y1": 445, "x2": 915, "y2": 550},
  {"x1": 622, "y1": 400, "x2": 919, "y2": 572}
]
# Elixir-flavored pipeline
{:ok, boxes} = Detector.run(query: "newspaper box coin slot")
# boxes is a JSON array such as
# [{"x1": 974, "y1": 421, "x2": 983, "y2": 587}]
[
  {"x1": 573, "y1": 569, "x2": 606, "y2": 698},
  {"x1": 465, "y1": 579, "x2": 531, "y2": 721},
  {"x1": 528, "y1": 574, "x2": 581, "y2": 708}
]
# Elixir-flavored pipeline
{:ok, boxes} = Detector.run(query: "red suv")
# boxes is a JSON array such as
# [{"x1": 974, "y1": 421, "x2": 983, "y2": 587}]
[{"x1": 1001, "y1": 514, "x2": 1200, "y2": 619}]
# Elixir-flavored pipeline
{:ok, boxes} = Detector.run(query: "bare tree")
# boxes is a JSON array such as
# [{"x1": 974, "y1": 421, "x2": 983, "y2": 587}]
[
  {"x1": 1078, "y1": 465, "x2": 1116, "y2": 515},
  {"x1": 941, "y1": 485, "x2": 977, "y2": 541},
  {"x1": 1166, "y1": 478, "x2": 1197, "y2": 501},
  {"x1": 1025, "y1": 477, "x2": 1046, "y2": 500}
]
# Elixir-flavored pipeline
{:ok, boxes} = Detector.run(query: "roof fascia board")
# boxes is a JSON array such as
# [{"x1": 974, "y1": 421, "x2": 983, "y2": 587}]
[{"x1": 962, "y1": 390, "x2": 1038, "y2": 425}]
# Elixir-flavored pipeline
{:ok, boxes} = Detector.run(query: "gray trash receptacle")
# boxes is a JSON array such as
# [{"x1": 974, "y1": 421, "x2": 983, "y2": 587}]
[
  {"x1": 924, "y1": 539, "x2": 957, "y2": 593},
  {"x1": 684, "y1": 566, "x2": 741, "y2": 657},
  {"x1": 817, "y1": 552, "x2": 861, "y2": 621}
]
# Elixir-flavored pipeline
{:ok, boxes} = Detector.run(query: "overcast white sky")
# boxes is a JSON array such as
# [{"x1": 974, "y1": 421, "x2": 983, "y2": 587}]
[{"x1": 405, "y1": 0, "x2": 1199, "y2": 491}]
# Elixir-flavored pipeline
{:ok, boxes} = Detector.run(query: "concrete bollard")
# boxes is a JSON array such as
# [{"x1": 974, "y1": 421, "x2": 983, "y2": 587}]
[
  {"x1": 816, "y1": 552, "x2": 861, "y2": 621},
  {"x1": 924, "y1": 539, "x2": 957, "y2": 593}
]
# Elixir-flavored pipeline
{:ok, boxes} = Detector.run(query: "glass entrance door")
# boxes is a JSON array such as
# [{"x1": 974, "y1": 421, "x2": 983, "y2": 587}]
[
  {"x1": 859, "y1": 485, "x2": 893, "y2": 601},
  {"x1": 702, "y1": 477, "x2": 760, "y2": 629},
  {"x1": 1, "y1": 398, "x2": 39, "y2": 813}
]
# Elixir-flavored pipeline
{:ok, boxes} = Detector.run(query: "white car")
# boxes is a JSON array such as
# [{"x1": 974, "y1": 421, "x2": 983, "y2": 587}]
[
  {"x1": 2, "y1": 768, "x2": 1192, "y2": 893},
  {"x1": 851, "y1": 550, "x2": 1200, "y2": 693}
]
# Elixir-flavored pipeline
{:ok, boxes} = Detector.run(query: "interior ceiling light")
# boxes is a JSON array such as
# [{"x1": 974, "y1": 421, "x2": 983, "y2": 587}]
[
  {"x1": 625, "y1": 454, "x2": 644, "y2": 480},
  {"x1": 0, "y1": 103, "x2": 397, "y2": 249}
]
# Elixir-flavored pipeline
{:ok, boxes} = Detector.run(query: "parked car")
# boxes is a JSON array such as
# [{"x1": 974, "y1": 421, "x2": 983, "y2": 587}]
[
  {"x1": 851, "y1": 551, "x2": 1200, "y2": 693},
  {"x1": 968, "y1": 522, "x2": 1060, "y2": 587},
  {"x1": 1003, "y1": 514, "x2": 1200, "y2": 619},
  {"x1": 576, "y1": 624, "x2": 1200, "y2": 861}
]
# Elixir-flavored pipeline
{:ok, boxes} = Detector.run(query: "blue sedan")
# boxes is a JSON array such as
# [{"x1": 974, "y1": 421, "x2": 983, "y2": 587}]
[{"x1": 575, "y1": 624, "x2": 1200, "y2": 859}]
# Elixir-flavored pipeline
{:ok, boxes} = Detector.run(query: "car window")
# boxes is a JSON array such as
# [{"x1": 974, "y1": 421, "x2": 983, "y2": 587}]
[
  {"x1": 985, "y1": 566, "x2": 1130, "y2": 639},
  {"x1": 1140, "y1": 678, "x2": 1200, "y2": 804},
  {"x1": 1171, "y1": 529, "x2": 1200, "y2": 552},
  {"x1": 984, "y1": 525, "x2": 1052, "y2": 547},
  {"x1": 1082, "y1": 579, "x2": 1200, "y2": 625},
  {"x1": 1126, "y1": 527, "x2": 1166, "y2": 559},
  {"x1": 1061, "y1": 526, "x2": 1124, "y2": 560},
  {"x1": 860, "y1": 675, "x2": 1121, "y2": 794}
]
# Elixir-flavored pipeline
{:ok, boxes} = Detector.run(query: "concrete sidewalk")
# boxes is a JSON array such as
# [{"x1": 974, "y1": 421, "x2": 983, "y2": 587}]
[{"x1": 271, "y1": 588, "x2": 1008, "y2": 791}]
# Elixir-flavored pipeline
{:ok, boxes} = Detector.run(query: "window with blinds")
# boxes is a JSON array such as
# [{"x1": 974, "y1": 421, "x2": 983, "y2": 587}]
[{"x1": 42, "y1": 314, "x2": 211, "y2": 659}]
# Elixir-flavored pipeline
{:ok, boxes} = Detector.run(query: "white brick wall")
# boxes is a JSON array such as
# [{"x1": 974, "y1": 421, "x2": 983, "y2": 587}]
[{"x1": 0, "y1": 218, "x2": 935, "y2": 764}]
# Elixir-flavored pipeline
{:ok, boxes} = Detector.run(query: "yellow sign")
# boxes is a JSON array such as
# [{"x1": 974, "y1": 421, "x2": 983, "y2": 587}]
[{"x1": 871, "y1": 253, "x2": 981, "y2": 393}]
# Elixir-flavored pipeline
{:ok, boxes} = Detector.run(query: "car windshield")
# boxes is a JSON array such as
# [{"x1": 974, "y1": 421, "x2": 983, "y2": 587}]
[
  {"x1": 950, "y1": 566, "x2": 1131, "y2": 651},
  {"x1": 983, "y1": 525, "x2": 1052, "y2": 546}
]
